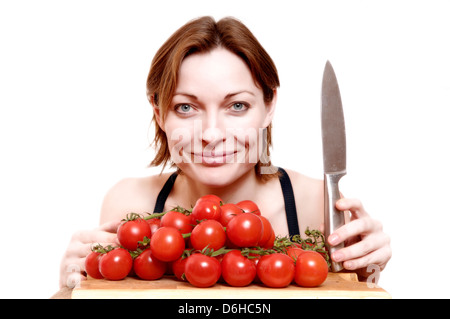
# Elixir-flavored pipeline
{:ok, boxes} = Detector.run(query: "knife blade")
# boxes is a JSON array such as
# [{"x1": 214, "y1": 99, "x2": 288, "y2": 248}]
[{"x1": 321, "y1": 60, "x2": 346, "y2": 272}]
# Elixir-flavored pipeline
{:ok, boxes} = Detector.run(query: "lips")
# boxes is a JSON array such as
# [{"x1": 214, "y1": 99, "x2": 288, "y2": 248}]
[{"x1": 191, "y1": 150, "x2": 238, "y2": 165}]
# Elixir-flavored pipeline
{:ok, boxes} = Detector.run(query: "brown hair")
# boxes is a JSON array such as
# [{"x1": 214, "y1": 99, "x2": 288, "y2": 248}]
[{"x1": 146, "y1": 16, "x2": 280, "y2": 180}]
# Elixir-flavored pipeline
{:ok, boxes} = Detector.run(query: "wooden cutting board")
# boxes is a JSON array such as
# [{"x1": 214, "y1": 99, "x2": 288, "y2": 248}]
[{"x1": 71, "y1": 273, "x2": 391, "y2": 299}]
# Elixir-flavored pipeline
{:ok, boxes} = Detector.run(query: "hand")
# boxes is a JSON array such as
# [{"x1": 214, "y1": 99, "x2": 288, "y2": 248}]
[
  {"x1": 59, "y1": 220, "x2": 121, "y2": 288},
  {"x1": 327, "y1": 198, "x2": 391, "y2": 280}
]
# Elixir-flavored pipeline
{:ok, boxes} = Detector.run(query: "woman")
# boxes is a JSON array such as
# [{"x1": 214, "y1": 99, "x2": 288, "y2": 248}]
[{"x1": 60, "y1": 16, "x2": 391, "y2": 288}]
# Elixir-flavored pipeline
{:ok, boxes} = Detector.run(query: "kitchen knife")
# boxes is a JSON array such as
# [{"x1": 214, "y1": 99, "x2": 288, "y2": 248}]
[{"x1": 321, "y1": 61, "x2": 346, "y2": 272}]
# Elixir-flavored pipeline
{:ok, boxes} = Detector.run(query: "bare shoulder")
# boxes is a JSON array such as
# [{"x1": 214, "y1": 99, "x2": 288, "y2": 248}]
[
  {"x1": 282, "y1": 168, "x2": 324, "y2": 232},
  {"x1": 99, "y1": 172, "x2": 174, "y2": 224}
]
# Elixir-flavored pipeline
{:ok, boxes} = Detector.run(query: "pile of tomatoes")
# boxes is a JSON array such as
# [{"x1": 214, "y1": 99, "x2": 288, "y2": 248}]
[{"x1": 85, "y1": 195, "x2": 330, "y2": 288}]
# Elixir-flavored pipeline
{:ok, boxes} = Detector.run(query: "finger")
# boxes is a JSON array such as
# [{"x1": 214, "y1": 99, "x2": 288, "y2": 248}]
[
  {"x1": 342, "y1": 245, "x2": 392, "y2": 272},
  {"x1": 328, "y1": 217, "x2": 382, "y2": 246},
  {"x1": 331, "y1": 233, "x2": 379, "y2": 263},
  {"x1": 336, "y1": 198, "x2": 368, "y2": 219},
  {"x1": 97, "y1": 220, "x2": 121, "y2": 233}
]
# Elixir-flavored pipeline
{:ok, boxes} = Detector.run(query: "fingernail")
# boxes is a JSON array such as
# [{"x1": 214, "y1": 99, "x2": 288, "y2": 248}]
[
  {"x1": 332, "y1": 251, "x2": 343, "y2": 262},
  {"x1": 328, "y1": 234, "x2": 339, "y2": 245}
]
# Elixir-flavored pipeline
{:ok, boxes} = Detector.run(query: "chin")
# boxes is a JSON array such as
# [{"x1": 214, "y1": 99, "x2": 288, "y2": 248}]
[{"x1": 178, "y1": 162, "x2": 255, "y2": 188}]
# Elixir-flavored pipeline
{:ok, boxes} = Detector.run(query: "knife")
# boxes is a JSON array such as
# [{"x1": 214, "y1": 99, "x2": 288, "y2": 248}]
[{"x1": 321, "y1": 61, "x2": 346, "y2": 272}]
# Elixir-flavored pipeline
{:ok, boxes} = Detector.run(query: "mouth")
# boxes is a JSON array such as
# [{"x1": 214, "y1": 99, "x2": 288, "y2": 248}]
[{"x1": 191, "y1": 150, "x2": 239, "y2": 165}]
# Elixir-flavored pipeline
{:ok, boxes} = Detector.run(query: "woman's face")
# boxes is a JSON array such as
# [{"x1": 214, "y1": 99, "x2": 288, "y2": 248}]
[{"x1": 157, "y1": 47, "x2": 276, "y2": 187}]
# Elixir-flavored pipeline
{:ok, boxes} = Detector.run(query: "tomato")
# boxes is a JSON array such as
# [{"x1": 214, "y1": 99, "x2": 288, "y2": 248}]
[
  {"x1": 236, "y1": 200, "x2": 261, "y2": 215},
  {"x1": 256, "y1": 253, "x2": 295, "y2": 288},
  {"x1": 257, "y1": 215, "x2": 273, "y2": 247},
  {"x1": 99, "y1": 248, "x2": 133, "y2": 280},
  {"x1": 117, "y1": 218, "x2": 152, "y2": 251},
  {"x1": 191, "y1": 199, "x2": 222, "y2": 223},
  {"x1": 190, "y1": 219, "x2": 226, "y2": 251},
  {"x1": 286, "y1": 246, "x2": 305, "y2": 261},
  {"x1": 184, "y1": 254, "x2": 221, "y2": 288},
  {"x1": 221, "y1": 250, "x2": 256, "y2": 287},
  {"x1": 160, "y1": 210, "x2": 193, "y2": 235},
  {"x1": 150, "y1": 227, "x2": 185, "y2": 262},
  {"x1": 226, "y1": 213, "x2": 263, "y2": 247},
  {"x1": 133, "y1": 249, "x2": 167, "y2": 280},
  {"x1": 294, "y1": 251, "x2": 328, "y2": 287},
  {"x1": 172, "y1": 256, "x2": 188, "y2": 281},
  {"x1": 145, "y1": 217, "x2": 161, "y2": 236},
  {"x1": 262, "y1": 229, "x2": 275, "y2": 249},
  {"x1": 85, "y1": 251, "x2": 103, "y2": 279},
  {"x1": 196, "y1": 194, "x2": 222, "y2": 205},
  {"x1": 219, "y1": 203, "x2": 243, "y2": 226}
]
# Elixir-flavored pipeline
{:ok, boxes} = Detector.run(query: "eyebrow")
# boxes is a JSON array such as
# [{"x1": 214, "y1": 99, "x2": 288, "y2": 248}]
[{"x1": 173, "y1": 90, "x2": 255, "y2": 100}]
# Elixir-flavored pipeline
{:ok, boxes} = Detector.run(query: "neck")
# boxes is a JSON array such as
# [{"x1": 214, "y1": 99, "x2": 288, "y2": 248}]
[{"x1": 175, "y1": 169, "x2": 261, "y2": 206}]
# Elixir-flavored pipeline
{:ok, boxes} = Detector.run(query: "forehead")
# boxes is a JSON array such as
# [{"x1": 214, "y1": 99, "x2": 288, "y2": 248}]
[{"x1": 176, "y1": 48, "x2": 261, "y2": 97}]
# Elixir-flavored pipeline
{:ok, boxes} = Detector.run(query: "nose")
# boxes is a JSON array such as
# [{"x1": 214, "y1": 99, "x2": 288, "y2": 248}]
[{"x1": 201, "y1": 110, "x2": 225, "y2": 147}]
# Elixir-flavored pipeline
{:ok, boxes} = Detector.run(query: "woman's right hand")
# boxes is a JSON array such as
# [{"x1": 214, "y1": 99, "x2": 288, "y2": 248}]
[{"x1": 59, "y1": 220, "x2": 121, "y2": 288}]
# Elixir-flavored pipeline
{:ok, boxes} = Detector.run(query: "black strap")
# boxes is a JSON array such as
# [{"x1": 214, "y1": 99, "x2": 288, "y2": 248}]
[
  {"x1": 152, "y1": 168, "x2": 300, "y2": 236},
  {"x1": 153, "y1": 171, "x2": 178, "y2": 213},
  {"x1": 278, "y1": 167, "x2": 300, "y2": 237}
]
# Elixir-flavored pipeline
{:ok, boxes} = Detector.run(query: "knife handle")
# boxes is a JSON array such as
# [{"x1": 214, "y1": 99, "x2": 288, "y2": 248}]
[{"x1": 324, "y1": 172, "x2": 346, "y2": 272}]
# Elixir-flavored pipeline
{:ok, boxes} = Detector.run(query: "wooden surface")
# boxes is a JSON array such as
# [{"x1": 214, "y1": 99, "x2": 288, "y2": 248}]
[{"x1": 68, "y1": 273, "x2": 391, "y2": 299}]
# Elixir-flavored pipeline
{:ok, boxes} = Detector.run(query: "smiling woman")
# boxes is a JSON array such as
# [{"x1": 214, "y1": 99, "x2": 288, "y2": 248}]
[{"x1": 58, "y1": 15, "x2": 391, "y2": 289}]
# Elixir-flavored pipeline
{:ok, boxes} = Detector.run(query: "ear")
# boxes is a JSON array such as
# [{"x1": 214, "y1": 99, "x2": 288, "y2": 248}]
[
  {"x1": 151, "y1": 95, "x2": 165, "y2": 132},
  {"x1": 262, "y1": 89, "x2": 277, "y2": 128}
]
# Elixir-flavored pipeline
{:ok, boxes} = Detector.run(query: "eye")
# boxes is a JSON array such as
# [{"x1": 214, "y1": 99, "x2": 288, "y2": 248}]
[
  {"x1": 175, "y1": 104, "x2": 193, "y2": 114},
  {"x1": 231, "y1": 102, "x2": 248, "y2": 112}
]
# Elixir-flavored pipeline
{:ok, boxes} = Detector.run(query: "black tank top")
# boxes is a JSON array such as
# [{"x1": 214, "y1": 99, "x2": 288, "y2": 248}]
[{"x1": 152, "y1": 167, "x2": 300, "y2": 237}]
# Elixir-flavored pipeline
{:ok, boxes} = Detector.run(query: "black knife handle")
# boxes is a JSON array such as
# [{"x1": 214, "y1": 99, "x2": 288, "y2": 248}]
[{"x1": 324, "y1": 172, "x2": 346, "y2": 272}]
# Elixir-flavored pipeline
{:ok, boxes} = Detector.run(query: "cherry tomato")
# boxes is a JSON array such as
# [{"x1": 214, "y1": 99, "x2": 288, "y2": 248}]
[
  {"x1": 286, "y1": 246, "x2": 305, "y2": 261},
  {"x1": 226, "y1": 213, "x2": 263, "y2": 247},
  {"x1": 221, "y1": 250, "x2": 256, "y2": 287},
  {"x1": 99, "y1": 248, "x2": 133, "y2": 281},
  {"x1": 190, "y1": 219, "x2": 226, "y2": 251},
  {"x1": 191, "y1": 199, "x2": 222, "y2": 223},
  {"x1": 262, "y1": 229, "x2": 276, "y2": 249},
  {"x1": 184, "y1": 254, "x2": 221, "y2": 288},
  {"x1": 160, "y1": 210, "x2": 193, "y2": 235},
  {"x1": 257, "y1": 215, "x2": 273, "y2": 247},
  {"x1": 172, "y1": 256, "x2": 188, "y2": 281},
  {"x1": 219, "y1": 203, "x2": 243, "y2": 226},
  {"x1": 117, "y1": 218, "x2": 152, "y2": 251},
  {"x1": 150, "y1": 227, "x2": 185, "y2": 262},
  {"x1": 133, "y1": 249, "x2": 167, "y2": 280},
  {"x1": 145, "y1": 217, "x2": 161, "y2": 236},
  {"x1": 85, "y1": 251, "x2": 103, "y2": 279},
  {"x1": 256, "y1": 253, "x2": 295, "y2": 288},
  {"x1": 236, "y1": 200, "x2": 261, "y2": 215},
  {"x1": 294, "y1": 251, "x2": 328, "y2": 287},
  {"x1": 196, "y1": 194, "x2": 222, "y2": 206}
]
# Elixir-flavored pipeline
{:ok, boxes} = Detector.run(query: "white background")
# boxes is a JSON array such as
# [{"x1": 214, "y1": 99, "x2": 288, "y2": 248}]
[{"x1": 1, "y1": 0, "x2": 449, "y2": 298}]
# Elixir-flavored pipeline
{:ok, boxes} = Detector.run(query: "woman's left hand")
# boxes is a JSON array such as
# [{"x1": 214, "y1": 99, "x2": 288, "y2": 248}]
[{"x1": 327, "y1": 198, "x2": 392, "y2": 280}]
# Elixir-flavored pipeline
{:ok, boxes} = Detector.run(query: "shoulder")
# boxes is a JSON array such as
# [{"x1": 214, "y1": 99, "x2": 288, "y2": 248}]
[
  {"x1": 99, "y1": 172, "x2": 175, "y2": 224},
  {"x1": 281, "y1": 168, "x2": 324, "y2": 232}
]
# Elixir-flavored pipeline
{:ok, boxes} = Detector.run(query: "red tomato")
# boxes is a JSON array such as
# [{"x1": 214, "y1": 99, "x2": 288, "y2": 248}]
[
  {"x1": 99, "y1": 248, "x2": 133, "y2": 281},
  {"x1": 184, "y1": 254, "x2": 221, "y2": 288},
  {"x1": 85, "y1": 251, "x2": 103, "y2": 279},
  {"x1": 219, "y1": 203, "x2": 243, "y2": 226},
  {"x1": 256, "y1": 253, "x2": 295, "y2": 288},
  {"x1": 221, "y1": 250, "x2": 256, "y2": 287},
  {"x1": 190, "y1": 219, "x2": 226, "y2": 251},
  {"x1": 172, "y1": 257, "x2": 188, "y2": 281},
  {"x1": 191, "y1": 199, "x2": 222, "y2": 223},
  {"x1": 236, "y1": 200, "x2": 261, "y2": 215},
  {"x1": 262, "y1": 229, "x2": 276, "y2": 249},
  {"x1": 160, "y1": 210, "x2": 193, "y2": 235},
  {"x1": 294, "y1": 251, "x2": 328, "y2": 287},
  {"x1": 196, "y1": 194, "x2": 222, "y2": 205},
  {"x1": 145, "y1": 218, "x2": 161, "y2": 236},
  {"x1": 257, "y1": 215, "x2": 273, "y2": 247},
  {"x1": 117, "y1": 218, "x2": 152, "y2": 251},
  {"x1": 133, "y1": 249, "x2": 167, "y2": 280},
  {"x1": 226, "y1": 213, "x2": 263, "y2": 247},
  {"x1": 286, "y1": 246, "x2": 305, "y2": 261},
  {"x1": 150, "y1": 227, "x2": 185, "y2": 262}
]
